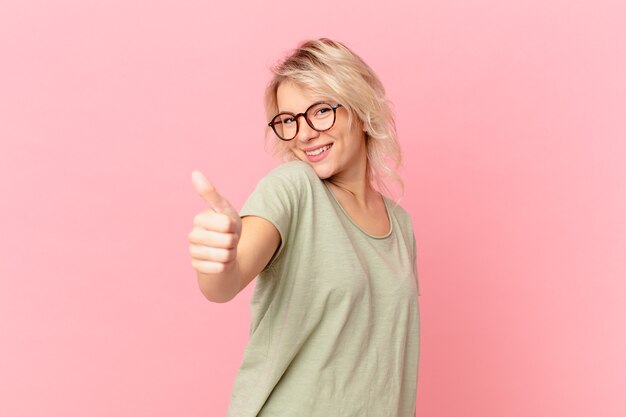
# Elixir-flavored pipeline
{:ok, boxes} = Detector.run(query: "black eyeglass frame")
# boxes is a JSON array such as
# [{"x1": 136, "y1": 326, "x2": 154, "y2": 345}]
[{"x1": 268, "y1": 102, "x2": 343, "y2": 141}]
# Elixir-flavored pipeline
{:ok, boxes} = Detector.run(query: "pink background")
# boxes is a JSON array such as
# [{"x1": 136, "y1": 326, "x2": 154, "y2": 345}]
[{"x1": 1, "y1": 1, "x2": 625, "y2": 416}]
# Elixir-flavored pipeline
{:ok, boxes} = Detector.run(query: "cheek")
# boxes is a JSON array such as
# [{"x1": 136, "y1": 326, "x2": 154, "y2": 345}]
[
  {"x1": 285, "y1": 142, "x2": 303, "y2": 160},
  {"x1": 286, "y1": 142, "x2": 299, "y2": 154}
]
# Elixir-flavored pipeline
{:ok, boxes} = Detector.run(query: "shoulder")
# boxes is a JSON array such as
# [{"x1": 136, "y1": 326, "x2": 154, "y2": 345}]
[
  {"x1": 260, "y1": 160, "x2": 320, "y2": 194},
  {"x1": 265, "y1": 160, "x2": 317, "y2": 182},
  {"x1": 384, "y1": 197, "x2": 414, "y2": 230}
]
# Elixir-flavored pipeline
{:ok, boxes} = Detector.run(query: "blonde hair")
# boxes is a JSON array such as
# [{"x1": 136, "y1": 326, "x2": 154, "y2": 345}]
[{"x1": 264, "y1": 38, "x2": 404, "y2": 201}]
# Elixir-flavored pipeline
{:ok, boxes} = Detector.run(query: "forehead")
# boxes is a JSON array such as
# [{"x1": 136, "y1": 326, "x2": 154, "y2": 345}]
[{"x1": 276, "y1": 81, "x2": 326, "y2": 112}]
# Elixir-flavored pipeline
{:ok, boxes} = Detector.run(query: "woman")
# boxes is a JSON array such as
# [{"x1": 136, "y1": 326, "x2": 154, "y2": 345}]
[{"x1": 188, "y1": 38, "x2": 421, "y2": 417}]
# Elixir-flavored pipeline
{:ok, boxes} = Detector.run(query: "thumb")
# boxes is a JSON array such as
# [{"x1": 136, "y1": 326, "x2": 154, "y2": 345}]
[{"x1": 191, "y1": 170, "x2": 230, "y2": 213}]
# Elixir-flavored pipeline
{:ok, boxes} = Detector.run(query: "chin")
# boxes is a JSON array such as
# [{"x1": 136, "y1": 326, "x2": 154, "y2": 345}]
[
  {"x1": 293, "y1": 153, "x2": 335, "y2": 179},
  {"x1": 311, "y1": 165, "x2": 334, "y2": 180}
]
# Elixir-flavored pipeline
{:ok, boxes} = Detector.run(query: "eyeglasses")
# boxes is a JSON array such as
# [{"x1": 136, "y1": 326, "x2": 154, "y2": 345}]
[{"x1": 268, "y1": 102, "x2": 342, "y2": 141}]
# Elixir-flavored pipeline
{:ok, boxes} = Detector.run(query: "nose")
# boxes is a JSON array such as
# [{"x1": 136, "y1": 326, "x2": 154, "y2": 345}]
[{"x1": 295, "y1": 114, "x2": 319, "y2": 142}]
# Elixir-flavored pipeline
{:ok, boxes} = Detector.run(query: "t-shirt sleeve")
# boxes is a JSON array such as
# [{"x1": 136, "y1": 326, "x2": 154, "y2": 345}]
[
  {"x1": 239, "y1": 172, "x2": 296, "y2": 273},
  {"x1": 411, "y1": 228, "x2": 422, "y2": 297}
]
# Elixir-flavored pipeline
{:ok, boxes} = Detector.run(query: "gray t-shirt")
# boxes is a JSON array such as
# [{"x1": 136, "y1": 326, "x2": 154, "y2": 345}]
[{"x1": 227, "y1": 160, "x2": 421, "y2": 417}]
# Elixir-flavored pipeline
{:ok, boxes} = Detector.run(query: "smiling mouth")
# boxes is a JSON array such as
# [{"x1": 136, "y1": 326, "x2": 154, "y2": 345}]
[{"x1": 304, "y1": 144, "x2": 333, "y2": 156}]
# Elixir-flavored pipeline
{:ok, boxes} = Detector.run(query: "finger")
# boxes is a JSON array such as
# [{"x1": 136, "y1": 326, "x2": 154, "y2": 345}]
[
  {"x1": 187, "y1": 229, "x2": 239, "y2": 248},
  {"x1": 191, "y1": 170, "x2": 230, "y2": 213},
  {"x1": 191, "y1": 259, "x2": 233, "y2": 274},
  {"x1": 189, "y1": 245, "x2": 236, "y2": 263},
  {"x1": 193, "y1": 211, "x2": 239, "y2": 234}
]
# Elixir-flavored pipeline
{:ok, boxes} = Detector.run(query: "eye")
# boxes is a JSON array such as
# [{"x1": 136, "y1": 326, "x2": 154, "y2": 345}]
[
  {"x1": 316, "y1": 108, "x2": 330, "y2": 116},
  {"x1": 310, "y1": 103, "x2": 334, "y2": 119},
  {"x1": 282, "y1": 116, "x2": 296, "y2": 125}
]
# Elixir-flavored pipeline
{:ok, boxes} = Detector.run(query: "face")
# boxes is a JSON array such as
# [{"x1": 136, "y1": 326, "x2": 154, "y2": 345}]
[{"x1": 275, "y1": 81, "x2": 368, "y2": 181}]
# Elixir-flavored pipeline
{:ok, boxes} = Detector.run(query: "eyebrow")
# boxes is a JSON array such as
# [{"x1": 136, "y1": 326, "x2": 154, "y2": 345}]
[{"x1": 277, "y1": 100, "x2": 332, "y2": 114}]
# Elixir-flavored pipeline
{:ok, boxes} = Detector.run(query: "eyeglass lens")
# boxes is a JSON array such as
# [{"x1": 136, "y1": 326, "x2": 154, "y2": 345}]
[{"x1": 271, "y1": 103, "x2": 336, "y2": 140}]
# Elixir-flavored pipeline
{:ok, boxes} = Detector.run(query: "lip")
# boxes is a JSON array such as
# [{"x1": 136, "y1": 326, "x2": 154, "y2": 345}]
[
  {"x1": 302, "y1": 143, "x2": 333, "y2": 163},
  {"x1": 302, "y1": 143, "x2": 333, "y2": 153}
]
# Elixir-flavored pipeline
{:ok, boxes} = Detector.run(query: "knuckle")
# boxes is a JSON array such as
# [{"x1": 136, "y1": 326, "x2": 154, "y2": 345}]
[
  {"x1": 213, "y1": 247, "x2": 228, "y2": 262},
  {"x1": 226, "y1": 234, "x2": 237, "y2": 248},
  {"x1": 217, "y1": 249, "x2": 230, "y2": 263},
  {"x1": 204, "y1": 246, "x2": 221, "y2": 262},
  {"x1": 224, "y1": 216, "x2": 237, "y2": 232},
  {"x1": 225, "y1": 248, "x2": 237, "y2": 262}
]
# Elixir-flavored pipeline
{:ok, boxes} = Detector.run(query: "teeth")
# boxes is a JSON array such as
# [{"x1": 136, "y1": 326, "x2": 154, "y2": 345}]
[{"x1": 306, "y1": 144, "x2": 331, "y2": 156}]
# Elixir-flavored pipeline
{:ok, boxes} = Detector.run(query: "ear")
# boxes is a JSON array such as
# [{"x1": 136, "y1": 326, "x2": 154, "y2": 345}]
[{"x1": 358, "y1": 118, "x2": 367, "y2": 133}]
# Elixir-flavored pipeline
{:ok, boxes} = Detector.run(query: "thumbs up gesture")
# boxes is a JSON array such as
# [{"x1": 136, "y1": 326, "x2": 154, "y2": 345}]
[{"x1": 188, "y1": 170, "x2": 242, "y2": 274}]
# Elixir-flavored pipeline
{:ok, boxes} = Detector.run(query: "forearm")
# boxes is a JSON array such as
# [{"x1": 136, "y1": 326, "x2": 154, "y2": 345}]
[{"x1": 196, "y1": 262, "x2": 243, "y2": 303}]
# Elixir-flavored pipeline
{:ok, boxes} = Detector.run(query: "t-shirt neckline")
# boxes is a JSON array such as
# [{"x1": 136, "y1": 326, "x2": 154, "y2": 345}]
[{"x1": 322, "y1": 180, "x2": 394, "y2": 240}]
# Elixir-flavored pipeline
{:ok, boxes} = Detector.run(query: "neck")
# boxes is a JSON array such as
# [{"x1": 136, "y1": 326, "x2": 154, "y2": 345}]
[{"x1": 325, "y1": 162, "x2": 378, "y2": 208}]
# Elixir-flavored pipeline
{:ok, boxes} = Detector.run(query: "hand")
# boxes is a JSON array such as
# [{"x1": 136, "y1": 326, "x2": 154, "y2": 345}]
[{"x1": 188, "y1": 170, "x2": 242, "y2": 274}]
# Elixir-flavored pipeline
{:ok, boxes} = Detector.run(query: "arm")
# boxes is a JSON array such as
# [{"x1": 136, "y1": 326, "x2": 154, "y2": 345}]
[{"x1": 196, "y1": 215, "x2": 280, "y2": 303}]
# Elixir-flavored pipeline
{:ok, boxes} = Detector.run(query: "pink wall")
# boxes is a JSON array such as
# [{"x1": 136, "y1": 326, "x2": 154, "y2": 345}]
[{"x1": 1, "y1": 1, "x2": 624, "y2": 416}]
